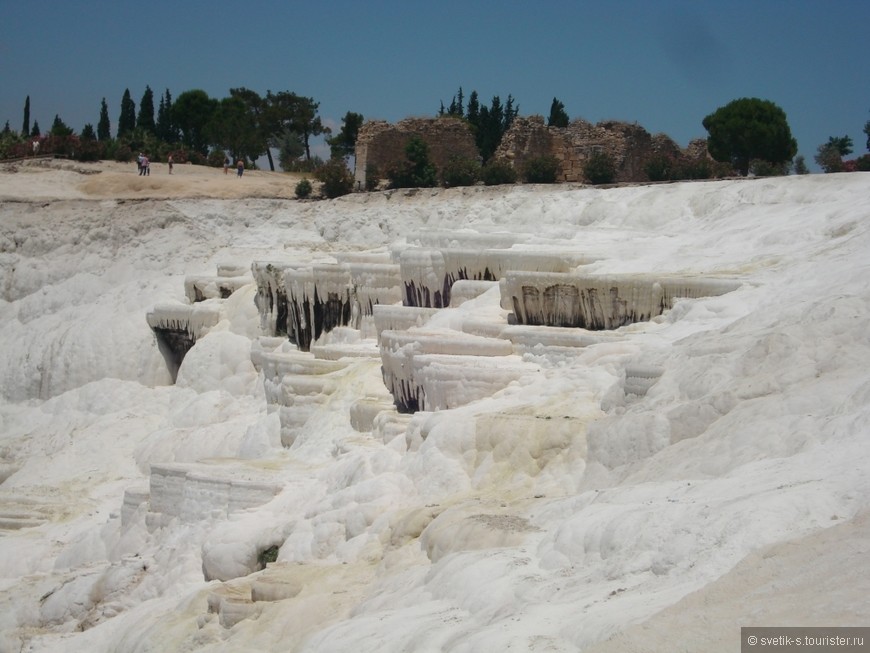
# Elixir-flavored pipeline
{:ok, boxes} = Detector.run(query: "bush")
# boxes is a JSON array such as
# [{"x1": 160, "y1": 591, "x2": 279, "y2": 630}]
[
  {"x1": 480, "y1": 159, "x2": 517, "y2": 186},
  {"x1": 208, "y1": 148, "x2": 229, "y2": 168},
  {"x1": 677, "y1": 156, "x2": 714, "y2": 180},
  {"x1": 645, "y1": 154, "x2": 676, "y2": 182},
  {"x1": 522, "y1": 155, "x2": 560, "y2": 184},
  {"x1": 386, "y1": 137, "x2": 438, "y2": 189},
  {"x1": 295, "y1": 178, "x2": 313, "y2": 199},
  {"x1": 855, "y1": 154, "x2": 870, "y2": 172},
  {"x1": 315, "y1": 158, "x2": 354, "y2": 198},
  {"x1": 113, "y1": 143, "x2": 134, "y2": 163},
  {"x1": 750, "y1": 159, "x2": 789, "y2": 177},
  {"x1": 441, "y1": 156, "x2": 481, "y2": 187},
  {"x1": 365, "y1": 163, "x2": 380, "y2": 191},
  {"x1": 583, "y1": 150, "x2": 617, "y2": 184}
]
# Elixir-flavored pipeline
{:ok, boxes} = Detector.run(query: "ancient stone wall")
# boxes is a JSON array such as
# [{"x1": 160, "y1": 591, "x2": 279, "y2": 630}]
[
  {"x1": 354, "y1": 117, "x2": 479, "y2": 188},
  {"x1": 354, "y1": 115, "x2": 708, "y2": 187},
  {"x1": 495, "y1": 116, "x2": 696, "y2": 184}
]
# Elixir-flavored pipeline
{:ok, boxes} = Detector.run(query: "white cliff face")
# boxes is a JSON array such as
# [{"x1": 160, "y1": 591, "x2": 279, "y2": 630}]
[{"x1": 1, "y1": 173, "x2": 870, "y2": 652}]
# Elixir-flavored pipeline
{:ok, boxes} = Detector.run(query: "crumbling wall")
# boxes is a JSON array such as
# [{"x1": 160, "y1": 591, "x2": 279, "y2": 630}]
[
  {"x1": 355, "y1": 115, "x2": 709, "y2": 187},
  {"x1": 495, "y1": 116, "x2": 696, "y2": 183},
  {"x1": 354, "y1": 117, "x2": 479, "y2": 188}
]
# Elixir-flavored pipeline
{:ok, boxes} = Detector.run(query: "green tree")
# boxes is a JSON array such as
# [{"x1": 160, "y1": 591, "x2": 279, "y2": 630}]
[
  {"x1": 276, "y1": 128, "x2": 306, "y2": 171},
  {"x1": 702, "y1": 97, "x2": 797, "y2": 176},
  {"x1": 229, "y1": 87, "x2": 273, "y2": 169},
  {"x1": 50, "y1": 114, "x2": 73, "y2": 137},
  {"x1": 172, "y1": 89, "x2": 217, "y2": 155},
  {"x1": 823, "y1": 135, "x2": 853, "y2": 156},
  {"x1": 793, "y1": 154, "x2": 809, "y2": 175},
  {"x1": 387, "y1": 136, "x2": 438, "y2": 188},
  {"x1": 207, "y1": 95, "x2": 261, "y2": 162},
  {"x1": 97, "y1": 98, "x2": 111, "y2": 141},
  {"x1": 440, "y1": 87, "x2": 464, "y2": 117},
  {"x1": 265, "y1": 91, "x2": 329, "y2": 162},
  {"x1": 327, "y1": 111, "x2": 364, "y2": 160},
  {"x1": 155, "y1": 89, "x2": 179, "y2": 143},
  {"x1": 81, "y1": 124, "x2": 96, "y2": 141},
  {"x1": 864, "y1": 111, "x2": 870, "y2": 151},
  {"x1": 477, "y1": 96, "x2": 504, "y2": 163},
  {"x1": 31, "y1": 121, "x2": 40, "y2": 137},
  {"x1": 137, "y1": 86, "x2": 155, "y2": 133},
  {"x1": 118, "y1": 89, "x2": 137, "y2": 138},
  {"x1": 22, "y1": 95, "x2": 30, "y2": 137},
  {"x1": 815, "y1": 142, "x2": 845, "y2": 173},
  {"x1": 547, "y1": 97, "x2": 569, "y2": 128},
  {"x1": 466, "y1": 91, "x2": 480, "y2": 131}
]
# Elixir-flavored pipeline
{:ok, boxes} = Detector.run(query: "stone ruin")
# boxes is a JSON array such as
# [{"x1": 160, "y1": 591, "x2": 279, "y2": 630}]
[
  {"x1": 354, "y1": 114, "x2": 710, "y2": 187},
  {"x1": 354, "y1": 117, "x2": 479, "y2": 189}
]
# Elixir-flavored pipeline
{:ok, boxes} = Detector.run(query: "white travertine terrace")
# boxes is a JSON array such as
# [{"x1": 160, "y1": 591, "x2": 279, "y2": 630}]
[{"x1": 500, "y1": 272, "x2": 741, "y2": 329}]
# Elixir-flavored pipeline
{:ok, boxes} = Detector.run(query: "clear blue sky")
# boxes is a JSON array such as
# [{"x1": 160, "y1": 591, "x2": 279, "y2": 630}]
[{"x1": 2, "y1": 0, "x2": 868, "y2": 166}]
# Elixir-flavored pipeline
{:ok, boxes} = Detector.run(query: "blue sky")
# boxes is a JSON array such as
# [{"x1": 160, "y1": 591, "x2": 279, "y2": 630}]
[{"x1": 1, "y1": 0, "x2": 868, "y2": 166}]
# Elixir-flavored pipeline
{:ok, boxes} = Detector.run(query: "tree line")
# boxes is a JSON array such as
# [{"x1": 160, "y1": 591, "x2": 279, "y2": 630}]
[
  {"x1": 1, "y1": 88, "x2": 364, "y2": 171},
  {"x1": 3, "y1": 86, "x2": 868, "y2": 183}
]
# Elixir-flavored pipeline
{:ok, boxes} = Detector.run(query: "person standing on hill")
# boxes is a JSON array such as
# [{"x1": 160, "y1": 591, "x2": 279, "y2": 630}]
[
  {"x1": 168, "y1": 154, "x2": 174, "y2": 174},
  {"x1": 236, "y1": 159, "x2": 244, "y2": 178}
]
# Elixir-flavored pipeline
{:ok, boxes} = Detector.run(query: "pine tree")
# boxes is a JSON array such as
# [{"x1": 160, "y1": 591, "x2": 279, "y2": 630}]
[
  {"x1": 117, "y1": 89, "x2": 136, "y2": 138},
  {"x1": 156, "y1": 89, "x2": 178, "y2": 142},
  {"x1": 22, "y1": 95, "x2": 30, "y2": 137},
  {"x1": 97, "y1": 98, "x2": 111, "y2": 141},
  {"x1": 137, "y1": 86, "x2": 155, "y2": 133},
  {"x1": 504, "y1": 95, "x2": 518, "y2": 130},
  {"x1": 31, "y1": 121, "x2": 40, "y2": 137},
  {"x1": 50, "y1": 114, "x2": 73, "y2": 137},
  {"x1": 547, "y1": 97, "x2": 569, "y2": 128},
  {"x1": 466, "y1": 91, "x2": 480, "y2": 130}
]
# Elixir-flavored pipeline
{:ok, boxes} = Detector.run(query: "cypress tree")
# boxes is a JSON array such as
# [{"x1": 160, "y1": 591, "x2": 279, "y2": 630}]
[
  {"x1": 97, "y1": 98, "x2": 111, "y2": 141},
  {"x1": 466, "y1": 91, "x2": 480, "y2": 131},
  {"x1": 137, "y1": 86, "x2": 155, "y2": 133},
  {"x1": 22, "y1": 95, "x2": 30, "y2": 137},
  {"x1": 117, "y1": 89, "x2": 136, "y2": 138},
  {"x1": 547, "y1": 97, "x2": 569, "y2": 128}
]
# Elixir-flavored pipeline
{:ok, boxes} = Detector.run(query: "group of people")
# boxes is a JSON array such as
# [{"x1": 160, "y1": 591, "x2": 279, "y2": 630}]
[
  {"x1": 136, "y1": 152, "x2": 150, "y2": 176},
  {"x1": 135, "y1": 153, "x2": 246, "y2": 177},
  {"x1": 136, "y1": 153, "x2": 174, "y2": 175}
]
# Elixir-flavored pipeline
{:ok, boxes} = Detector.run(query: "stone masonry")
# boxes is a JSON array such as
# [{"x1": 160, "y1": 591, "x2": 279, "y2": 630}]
[
  {"x1": 354, "y1": 117, "x2": 479, "y2": 189},
  {"x1": 354, "y1": 115, "x2": 709, "y2": 187}
]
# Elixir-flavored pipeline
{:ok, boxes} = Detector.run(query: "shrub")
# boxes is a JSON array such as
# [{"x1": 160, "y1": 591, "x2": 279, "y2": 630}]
[
  {"x1": 677, "y1": 156, "x2": 714, "y2": 180},
  {"x1": 315, "y1": 158, "x2": 354, "y2": 198},
  {"x1": 114, "y1": 143, "x2": 134, "y2": 163},
  {"x1": 365, "y1": 163, "x2": 380, "y2": 191},
  {"x1": 645, "y1": 154, "x2": 676, "y2": 182},
  {"x1": 441, "y1": 156, "x2": 481, "y2": 187},
  {"x1": 522, "y1": 155, "x2": 560, "y2": 184},
  {"x1": 386, "y1": 137, "x2": 438, "y2": 189},
  {"x1": 583, "y1": 150, "x2": 617, "y2": 185},
  {"x1": 208, "y1": 148, "x2": 229, "y2": 168},
  {"x1": 750, "y1": 159, "x2": 789, "y2": 177},
  {"x1": 295, "y1": 178, "x2": 313, "y2": 199},
  {"x1": 480, "y1": 159, "x2": 517, "y2": 186},
  {"x1": 855, "y1": 154, "x2": 870, "y2": 172}
]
